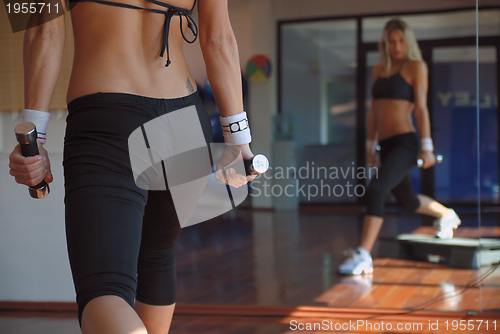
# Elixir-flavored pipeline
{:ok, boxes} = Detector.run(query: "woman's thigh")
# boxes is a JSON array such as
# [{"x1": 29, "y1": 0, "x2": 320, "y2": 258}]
[{"x1": 64, "y1": 93, "x2": 154, "y2": 322}]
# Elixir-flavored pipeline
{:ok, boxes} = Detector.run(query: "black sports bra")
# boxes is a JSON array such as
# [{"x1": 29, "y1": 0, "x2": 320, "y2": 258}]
[
  {"x1": 372, "y1": 69, "x2": 414, "y2": 102},
  {"x1": 69, "y1": 0, "x2": 198, "y2": 67}
]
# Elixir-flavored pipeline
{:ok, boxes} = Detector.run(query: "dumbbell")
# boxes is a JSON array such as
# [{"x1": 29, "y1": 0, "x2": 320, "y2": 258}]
[
  {"x1": 417, "y1": 154, "x2": 443, "y2": 168},
  {"x1": 14, "y1": 122, "x2": 50, "y2": 199},
  {"x1": 244, "y1": 154, "x2": 269, "y2": 175},
  {"x1": 214, "y1": 154, "x2": 269, "y2": 186}
]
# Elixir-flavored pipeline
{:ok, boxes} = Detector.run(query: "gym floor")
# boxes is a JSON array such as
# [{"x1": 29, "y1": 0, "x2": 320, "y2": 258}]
[{"x1": 1, "y1": 207, "x2": 500, "y2": 333}]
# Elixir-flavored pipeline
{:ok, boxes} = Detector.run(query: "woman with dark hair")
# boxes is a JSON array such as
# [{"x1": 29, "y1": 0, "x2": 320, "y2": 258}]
[
  {"x1": 9, "y1": 0, "x2": 255, "y2": 332},
  {"x1": 338, "y1": 19, "x2": 460, "y2": 276}
]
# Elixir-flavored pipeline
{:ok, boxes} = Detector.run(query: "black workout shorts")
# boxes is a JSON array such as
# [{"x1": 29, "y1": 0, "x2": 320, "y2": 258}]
[
  {"x1": 364, "y1": 132, "x2": 421, "y2": 217},
  {"x1": 63, "y1": 91, "x2": 212, "y2": 325}
]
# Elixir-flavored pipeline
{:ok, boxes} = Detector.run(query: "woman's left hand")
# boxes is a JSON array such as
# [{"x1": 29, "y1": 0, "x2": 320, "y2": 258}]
[{"x1": 418, "y1": 151, "x2": 436, "y2": 169}]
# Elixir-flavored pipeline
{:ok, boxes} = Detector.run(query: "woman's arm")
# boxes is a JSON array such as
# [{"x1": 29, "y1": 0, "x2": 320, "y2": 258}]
[
  {"x1": 412, "y1": 61, "x2": 431, "y2": 140},
  {"x1": 367, "y1": 64, "x2": 382, "y2": 142},
  {"x1": 9, "y1": 15, "x2": 65, "y2": 187},
  {"x1": 24, "y1": 14, "x2": 66, "y2": 111},
  {"x1": 198, "y1": 0, "x2": 255, "y2": 185},
  {"x1": 366, "y1": 101, "x2": 378, "y2": 142},
  {"x1": 412, "y1": 60, "x2": 436, "y2": 168},
  {"x1": 366, "y1": 64, "x2": 380, "y2": 166},
  {"x1": 198, "y1": 0, "x2": 243, "y2": 118}
]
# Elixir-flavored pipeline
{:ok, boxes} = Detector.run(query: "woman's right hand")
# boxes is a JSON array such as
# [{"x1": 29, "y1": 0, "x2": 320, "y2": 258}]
[
  {"x1": 367, "y1": 150, "x2": 379, "y2": 167},
  {"x1": 9, "y1": 143, "x2": 53, "y2": 187}
]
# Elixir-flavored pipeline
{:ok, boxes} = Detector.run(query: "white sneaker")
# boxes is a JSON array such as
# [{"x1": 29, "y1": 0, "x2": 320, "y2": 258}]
[
  {"x1": 338, "y1": 247, "x2": 373, "y2": 275},
  {"x1": 434, "y1": 209, "x2": 461, "y2": 239}
]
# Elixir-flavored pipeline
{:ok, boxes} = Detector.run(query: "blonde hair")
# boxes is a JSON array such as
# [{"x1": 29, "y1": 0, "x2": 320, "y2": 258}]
[{"x1": 378, "y1": 19, "x2": 423, "y2": 75}]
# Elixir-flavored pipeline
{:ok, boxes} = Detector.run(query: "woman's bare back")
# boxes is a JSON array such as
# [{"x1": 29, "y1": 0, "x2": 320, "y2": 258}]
[{"x1": 67, "y1": 0, "x2": 197, "y2": 103}]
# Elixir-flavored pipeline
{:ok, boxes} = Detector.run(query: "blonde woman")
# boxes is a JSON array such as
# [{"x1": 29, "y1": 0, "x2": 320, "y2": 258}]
[{"x1": 338, "y1": 19, "x2": 460, "y2": 275}]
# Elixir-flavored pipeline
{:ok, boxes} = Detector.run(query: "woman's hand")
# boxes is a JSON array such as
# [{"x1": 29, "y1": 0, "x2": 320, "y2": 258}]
[
  {"x1": 367, "y1": 151, "x2": 379, "y2": 167},
  {"x1": 418, "y1": 151, "x2": 436, "y2": 169},
  {"x1": 214, "y1": 143, "x2": 257, "y2": 188},
  {"x1": 9, "y1": 142, "x2": 53, "y2": 187}
]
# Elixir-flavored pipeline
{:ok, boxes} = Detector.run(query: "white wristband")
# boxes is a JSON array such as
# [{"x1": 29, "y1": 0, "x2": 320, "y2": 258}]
[
  {"x1": 421, "y1": 138, "x2": 434, "y2": 151},
  {"x1": 220, "y1": 111, "x2": 252, "y2": 145},
  {"x1": 366, "y1": 139, "x2": 378, "y2": 153},
  {"x1": 22, "y1": 109, "x2": 50, "y2": 144}
]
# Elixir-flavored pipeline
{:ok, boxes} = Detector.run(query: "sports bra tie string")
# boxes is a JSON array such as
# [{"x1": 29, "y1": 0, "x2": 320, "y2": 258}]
[{"x1": 70, "y1": 0, "x2": 198, "y2": 67}]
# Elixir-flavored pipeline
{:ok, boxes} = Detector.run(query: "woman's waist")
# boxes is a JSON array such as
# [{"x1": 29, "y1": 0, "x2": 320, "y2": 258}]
[
  {"x1": 68, "y1": 67, "x2": 196, "y2": 103},
  {"x1": 67, "y1": 81, "x2": 198, "y2": 106},
  {"x1": 67, "y1": 42, "x2": 195, "y2": 99},
  {"x1": 67, "y1": 90, "x2": 201, "y2": 115},
  {"x1": 376, "y1": 110, "x2": 415, "y2": 141},
  {"x1": 379, "y1": 132, "x2": 419, "y2": 149},
  {"x1": 378, "y1": 127, "x2": 416, "y2": 142},
  {"x1": 64, "y1": 91, "x2": 202, "y2": 152}
]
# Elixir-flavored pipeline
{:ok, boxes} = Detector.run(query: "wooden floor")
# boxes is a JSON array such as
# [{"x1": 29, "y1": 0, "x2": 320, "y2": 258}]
[
  {"x1": 1, "y1": 208, "x2": 499, "y2": 333},
  {"x1": 2, "y1": 311, "x2": 500, "y2": 334}
]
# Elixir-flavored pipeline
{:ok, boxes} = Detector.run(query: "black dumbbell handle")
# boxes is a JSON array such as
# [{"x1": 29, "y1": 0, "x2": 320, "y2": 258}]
[
  {"x1": 14, "y1": 122, "x2": 50, "y2": 198},
  {"x1": 417, "y1": 154, "x2": 443, "y2": 168}
]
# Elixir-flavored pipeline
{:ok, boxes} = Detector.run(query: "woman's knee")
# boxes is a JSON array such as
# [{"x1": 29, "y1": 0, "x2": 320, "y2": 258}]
[
  {"x1": 397, "y1": 195, "x2": 421, "y2": 212},
  {"x1": 365, "y1": 183, "x2": 384, "y2": 205},
  {"x1": 76, "y1": 272, "x2": 138, "y2": 327},
  {"x1": 364, "y1": 184, "x2": 385, "y2": 217}
]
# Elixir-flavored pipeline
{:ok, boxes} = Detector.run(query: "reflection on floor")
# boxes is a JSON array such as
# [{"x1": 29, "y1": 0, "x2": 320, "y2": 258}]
[
  {"x1": 1, "y1": 208, "x2": 499, "y2": 333},
  {"x1": 175, "y1": 208, "x2": 500, "y2": 312}
]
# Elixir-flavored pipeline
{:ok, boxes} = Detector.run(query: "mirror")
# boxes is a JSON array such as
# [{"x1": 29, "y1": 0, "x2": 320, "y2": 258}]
[{"x1": 277, "y1": 7, "x2": 500, "y2": 314}]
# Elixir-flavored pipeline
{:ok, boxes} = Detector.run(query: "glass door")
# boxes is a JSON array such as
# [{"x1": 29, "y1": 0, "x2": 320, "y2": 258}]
[{"x1": 431, "y1": 46, "x2": 498, "y2": 203}]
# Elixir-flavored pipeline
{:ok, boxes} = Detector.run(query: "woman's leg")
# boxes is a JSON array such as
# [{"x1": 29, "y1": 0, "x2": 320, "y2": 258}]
[
  {"x1": 359, "y1": 215, "x2": 384, "y2": 253},
  {"x1": 360, "y1": 139, "x2": 417, "y2": 249},
  {"x1": 414, "y1": 194, "x2": 449, "y2": 218},
  {"x1": 64, "y1": 93, "x2": 166, "y2": 331},
  {"x1": 134, "y1": 302, "x2": 176, "y2": 334},
  {"x1": 391, "y1": 178, "x2": 461, "y2": 238},
  {"x1": 133, "y1": 98, "x2": 211, "y2": 332},
  {"x1": 82, "y1": 296, "x2": 147, "y2": 334},
  {"x1": 415, "y1": 194, "x2": 461, "y2": 238},
  {"x1": 135, "y1": 190, "x2": 182, "y2": 334},
  {"x1": 339, "y1": 134, "x2": 419, "y2": 274}
]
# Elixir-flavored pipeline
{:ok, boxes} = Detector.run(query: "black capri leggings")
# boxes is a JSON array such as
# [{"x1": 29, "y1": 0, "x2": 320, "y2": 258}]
[
  {"x1": 365, "y1": 132, "x2": 421, "y2": 217},
  {"x1": 63, "y1": 92, "x2": 212, "y2": 325}
]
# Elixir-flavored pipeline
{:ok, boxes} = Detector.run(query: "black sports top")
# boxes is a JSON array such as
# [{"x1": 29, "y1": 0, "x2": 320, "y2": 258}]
[
  {"x1": 69, "y1": 0, "x2": 198, "y2": 67},
  {"x1": 372, "y1": 69, "x2": 414, "y2": 102}
]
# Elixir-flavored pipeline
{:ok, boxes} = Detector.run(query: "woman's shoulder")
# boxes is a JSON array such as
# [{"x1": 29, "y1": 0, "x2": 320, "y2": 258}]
[
  {"x1": 406, "y1": 60, "x2": 428, "y2": 73},
  {"x1": 373, "y1": 63, "x2": 384, "y2": 72},
  {"x1": 372, "y1": 63, "x2": 384, "y2": 78}
]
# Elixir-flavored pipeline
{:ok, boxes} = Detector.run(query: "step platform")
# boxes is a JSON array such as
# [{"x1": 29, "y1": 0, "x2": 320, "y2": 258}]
[{"x1": 378, "y1": 234, "x2": 500, "y2": 269}]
